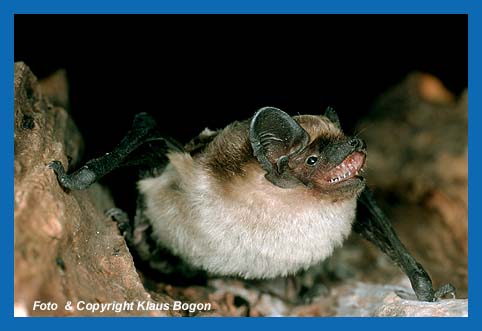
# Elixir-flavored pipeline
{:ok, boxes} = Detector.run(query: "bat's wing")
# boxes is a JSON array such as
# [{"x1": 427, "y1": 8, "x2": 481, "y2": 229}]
[
  {"x1": 49, "y1": 112, "x2": 210, "y2": 283},
  {"x1": 354, "y1": 186, "x2": 455, "y2": 301},
  {"x1": 49, "y1": 113, "x2": 184, "y2": 190}
]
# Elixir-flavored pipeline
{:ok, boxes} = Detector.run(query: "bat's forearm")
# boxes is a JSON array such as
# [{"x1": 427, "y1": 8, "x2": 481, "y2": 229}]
[
  {"x1": 355, "y1": 187, "x2": 455, "y2": 301},
  {"x1": 49, "y1": 113, "x2": 172, "y2": 190}
]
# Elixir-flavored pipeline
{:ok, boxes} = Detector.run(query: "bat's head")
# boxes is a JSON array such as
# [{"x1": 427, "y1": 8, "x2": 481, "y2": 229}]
[{"x1": 250, "y1": 107, "x2": 366, "y2": 200}]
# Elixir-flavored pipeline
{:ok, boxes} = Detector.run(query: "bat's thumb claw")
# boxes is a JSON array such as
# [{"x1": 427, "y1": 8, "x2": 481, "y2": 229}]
[
  {"x1": 434, "y1": 283, "x2": 456, "y2": 300},
  {"x1": 47, "y1": 160, "x2": 66, "y2": 174}
]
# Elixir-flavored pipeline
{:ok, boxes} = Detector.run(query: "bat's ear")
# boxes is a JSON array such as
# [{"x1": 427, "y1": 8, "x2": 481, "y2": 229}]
[
  {"x1": 324, "y1": 106, "x2": 341, "y2": 129},
  {"x1": 250, "y1": 107, "x2": 309, "y2": 187}
]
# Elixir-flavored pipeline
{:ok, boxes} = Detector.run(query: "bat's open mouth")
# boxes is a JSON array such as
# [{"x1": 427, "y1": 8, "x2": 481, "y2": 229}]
[{"x1": 324, "y1": 151, "x2": 366, "y2": 184}]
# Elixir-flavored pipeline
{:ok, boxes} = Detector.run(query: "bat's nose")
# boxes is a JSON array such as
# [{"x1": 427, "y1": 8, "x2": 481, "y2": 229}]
[{"x1": 348, "y1": 138, "x2": 366, "y2": 151}]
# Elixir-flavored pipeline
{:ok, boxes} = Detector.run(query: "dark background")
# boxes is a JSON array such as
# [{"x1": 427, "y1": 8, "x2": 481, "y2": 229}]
[{"x1": 15, "y1": 14, "x2": 467, "y2": 211}]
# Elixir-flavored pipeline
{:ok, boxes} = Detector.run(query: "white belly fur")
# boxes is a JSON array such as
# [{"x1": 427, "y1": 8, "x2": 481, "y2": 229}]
[{"x1": 138, "y1": 153, "x2": 356, "y2": 279}]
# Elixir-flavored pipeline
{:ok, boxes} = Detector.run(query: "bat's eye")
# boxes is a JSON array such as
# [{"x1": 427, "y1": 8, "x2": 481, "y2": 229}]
[{"x1": 305, "y1": 155, "x2": 319, "y2": 166}]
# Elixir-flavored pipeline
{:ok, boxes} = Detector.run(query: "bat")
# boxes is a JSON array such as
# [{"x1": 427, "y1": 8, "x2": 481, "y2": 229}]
[{"x1": 49, "y1": 106, "x2": 455, "y2": 302}]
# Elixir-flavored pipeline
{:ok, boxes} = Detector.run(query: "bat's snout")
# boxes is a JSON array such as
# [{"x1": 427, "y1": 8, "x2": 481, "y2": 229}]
[{"x1": 349, "y1": 138, "x2": 366, "y2": 152}]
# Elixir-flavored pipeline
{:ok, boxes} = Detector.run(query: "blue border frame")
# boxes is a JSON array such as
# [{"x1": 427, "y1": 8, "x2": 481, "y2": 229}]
[
  {"x1": 0, "y1": 0, "x2": 476, "y2": 14},
  {"x1": 1, "y1": 0, "x2": 479, "y2": 328}
]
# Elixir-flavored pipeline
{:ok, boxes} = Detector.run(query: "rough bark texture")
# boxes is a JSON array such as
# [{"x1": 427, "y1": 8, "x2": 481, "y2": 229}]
[
  {"x1": 14, "y1": 63, "x2": 467, "y2": 317},
  {"x1": 14, "y1": 62, "x2": 175, "y2": 317}
]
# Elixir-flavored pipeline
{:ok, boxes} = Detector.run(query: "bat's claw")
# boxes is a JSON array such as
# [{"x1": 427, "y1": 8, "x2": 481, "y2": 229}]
[
  {"x1": 105, "y1": 207, "x2": 132, "y2": 238},
  {"x1": 434, "y1": 283, "x2": 456, "y2": 300},
  {"x1": 48, "y1": 160, "x2": 70, "y2": 188},
  {"x1": 48, "y1": 160, "x2": 66, "y2": 175},
  {"x1": 48, "y1": 160, "x2": 97, "y2": 190}
]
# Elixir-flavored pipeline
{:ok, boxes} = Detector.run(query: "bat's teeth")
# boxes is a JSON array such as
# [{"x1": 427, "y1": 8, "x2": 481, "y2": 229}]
[
  {"x1": 325, "y1": 152, "x2": 366, "y2": 184},
  {"x1": 330, "y1": 177, "x2": 340, "y2": 183}
]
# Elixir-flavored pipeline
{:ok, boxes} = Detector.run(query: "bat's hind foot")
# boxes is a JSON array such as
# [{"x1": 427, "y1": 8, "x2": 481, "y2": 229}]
[
  {"x1": 105, "y1": 207, "x2": 133, "y2": 243},
  {"x1": 299, "y1": 283, "x2": 330, "y2": 304}
]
